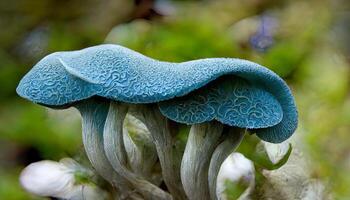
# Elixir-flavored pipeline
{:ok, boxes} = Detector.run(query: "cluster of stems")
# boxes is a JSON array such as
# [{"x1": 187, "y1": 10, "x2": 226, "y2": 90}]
[{"x1": 77, "y1": 98, "x2": 245, "y2": 200}]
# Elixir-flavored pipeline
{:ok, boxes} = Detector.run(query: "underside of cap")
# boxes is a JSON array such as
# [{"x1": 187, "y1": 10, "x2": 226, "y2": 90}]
[{"x1": 159, "y1": 75, "x2": 283, "y2": 129}]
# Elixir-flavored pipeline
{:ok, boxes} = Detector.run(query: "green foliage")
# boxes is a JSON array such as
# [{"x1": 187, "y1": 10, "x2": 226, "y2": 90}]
[
  {"x1": 0, "y1": 101, "x2": 81, "y2": 159},
  {"x1": 106, "y1": 19, "x2": 237, "y2": 61},
  {"x1": 224, "y1": 179, "x2": 247, "y2": 200},
  {"x1": 252, "y1": 143, "x2": 292, "y2": 170},
  {"x1": 74, "y1": 170, "x2": 92, "y2": 185},
  {"x1": 0, "y1": 169, "x2": 42, "y2": 200},
  {"x1": 236, "y1": 134, "x2": 292, "y2": 169}
]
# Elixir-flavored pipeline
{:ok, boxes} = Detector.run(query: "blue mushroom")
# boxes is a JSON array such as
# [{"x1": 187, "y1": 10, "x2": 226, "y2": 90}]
[
  {"x1": 17, "y1": 44, "x2": 297, "y2": 143},
  {"x1": 17, "y1": 44, "x2": 298, "y2": 200}
]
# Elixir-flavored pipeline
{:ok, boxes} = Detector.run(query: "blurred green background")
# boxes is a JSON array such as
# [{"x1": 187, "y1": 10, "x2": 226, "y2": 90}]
[{"x1": 0, "y1": 0, "x2": 349, "y2": 199}]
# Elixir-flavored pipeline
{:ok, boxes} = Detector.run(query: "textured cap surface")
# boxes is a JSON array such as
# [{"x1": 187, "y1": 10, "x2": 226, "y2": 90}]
[{"x1": 17, "y1": 44, "x2": 297, "y2": 143}]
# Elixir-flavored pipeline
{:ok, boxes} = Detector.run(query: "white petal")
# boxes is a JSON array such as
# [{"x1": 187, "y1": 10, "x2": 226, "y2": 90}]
[
  {"x1": 263, "y1": 140, "x2": 290, "y2": 164},
  {"x1": 216, "y1": 153, "x2": 255, "y2": 200},
  {"x1": 20, "y1": 158, "x2": 107, "y2": 199},
  {"x1": 20, "y1": 160, "x2": 75, "y2": 198}
]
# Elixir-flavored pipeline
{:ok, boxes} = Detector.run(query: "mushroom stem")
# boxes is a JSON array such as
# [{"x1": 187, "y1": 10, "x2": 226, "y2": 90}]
[
  {"x1": 123, "y1": 114, "x2": 160, "y2": 184},
  {"x1": 181, "y1": 122, "x2": 224, "y2": 200},
  {"x1": 103, "y1": 102, "x2": 172, "y2": 200},
  {"x1": 75, "y1": 99, "x2": 136, "y2": 199},
  {"x1": 208, "y1": 128, "x2": 246, "y2": 200},
  {"x1": 129, "y1": 105, "x2": 187, "y2": 200}
]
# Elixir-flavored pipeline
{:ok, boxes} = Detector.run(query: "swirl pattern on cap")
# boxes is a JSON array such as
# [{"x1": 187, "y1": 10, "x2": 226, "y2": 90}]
[{"x1": 17, "y1": 44, "x2": 297, "y2": 143}]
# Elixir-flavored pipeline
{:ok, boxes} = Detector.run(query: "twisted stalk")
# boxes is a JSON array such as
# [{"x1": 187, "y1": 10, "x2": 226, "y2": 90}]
[
  {"x1": 75, "y1": 99, "x2": 138, "y2": 199},
  {"x1": 129, "y1": 105, "x2": 187, "y2": 200},
  {"x1": 208, "y1": 128, "x2": 246, "y2": 200},
  {"x1": 180, "y1": 122, "x2": 224, "y2": 200},
  {"x1": 123, "y1": 114, "x2": 160, "y2": 184},
  {"x1": 103, "y1": 102, "x2": 172, "y2": 200}
]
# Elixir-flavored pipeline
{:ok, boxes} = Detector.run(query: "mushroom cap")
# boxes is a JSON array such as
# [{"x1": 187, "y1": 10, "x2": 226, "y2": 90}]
[
  {"x1": 17, "y1": 44, "x2": 297, "y2": 143},
  {"x1": 158, "y1": 76, "x2": 283, "y2": 129}
]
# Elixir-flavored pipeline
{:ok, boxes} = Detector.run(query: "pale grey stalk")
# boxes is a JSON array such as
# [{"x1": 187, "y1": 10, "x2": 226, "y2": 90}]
[
  {"x1": 129, "y1": 105, "x2": 187, "y2": 200},
  {"x1": 103, "y1": 102, "x2": 172, "y2": 200},
  {"x1": 208, "y1": 128, "x2": 246, "y2": 200},
  {"x1": 123, "y1": 114, "x2": 159, "y2": 184},
  {"x1": 180, "y1": 122, "x2": 224, "y2": 200},
  {"x1": 75, "y1": 99, "x2": 137, "y2": 199}
]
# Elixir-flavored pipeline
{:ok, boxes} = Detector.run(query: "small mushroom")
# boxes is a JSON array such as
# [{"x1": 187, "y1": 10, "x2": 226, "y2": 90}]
[{"x1": 17, "y1": 44, "x2": 297, "y2": 200}]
